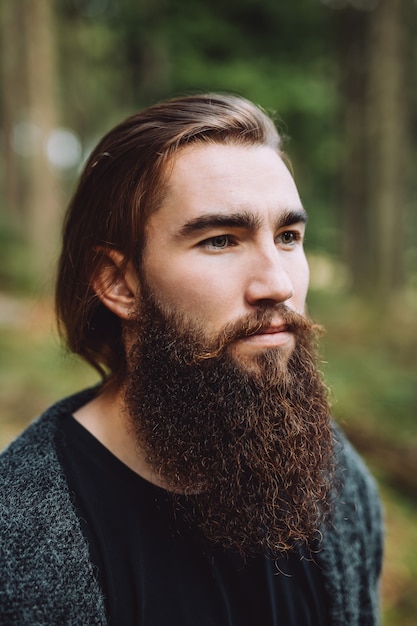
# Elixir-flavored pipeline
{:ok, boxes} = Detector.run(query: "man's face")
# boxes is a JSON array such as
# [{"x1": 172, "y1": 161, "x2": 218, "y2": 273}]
[
  {"x1": 142, "y1": 143, "x2": 309, "y2": 369},
  {"x1": 124, "y1": 143, "x2": 333, "y2": 556}
]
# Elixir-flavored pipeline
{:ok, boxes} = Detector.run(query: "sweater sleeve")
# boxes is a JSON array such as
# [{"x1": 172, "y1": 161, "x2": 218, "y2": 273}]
[{"x1": 0, "y1": 395, "x2": 108, "y2": 625}]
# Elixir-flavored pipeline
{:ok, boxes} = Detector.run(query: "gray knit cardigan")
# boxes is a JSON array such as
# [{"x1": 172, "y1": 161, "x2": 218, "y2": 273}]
[{"x1": 0, "y1": 388, "x2": 383, "y2": 625}]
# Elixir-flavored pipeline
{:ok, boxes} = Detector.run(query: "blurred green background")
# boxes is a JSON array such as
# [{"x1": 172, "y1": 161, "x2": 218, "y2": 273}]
[{"x1": 1, "y1": 0, "x2": 416, "y2": 623}]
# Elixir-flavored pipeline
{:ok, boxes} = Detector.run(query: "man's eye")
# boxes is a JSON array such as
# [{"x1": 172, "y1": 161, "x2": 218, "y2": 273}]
[
  {"x1": 277, "y1": 231, "x2": 300, "y2": 247},
  {"x1": 202, "y1": 235, "x2": 231, "y2": 249}
]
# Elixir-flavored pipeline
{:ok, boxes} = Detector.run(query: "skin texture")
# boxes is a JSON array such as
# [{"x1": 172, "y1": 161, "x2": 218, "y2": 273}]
[{"x1": 75, "y1": 143, "x2": 312, "y2": 484}]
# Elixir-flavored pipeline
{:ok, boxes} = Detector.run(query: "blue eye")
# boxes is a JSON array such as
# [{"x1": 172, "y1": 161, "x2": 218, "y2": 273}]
[
  {"x1": 277, "y1": 231, "x2": 300, "y2": 247},
  {"x1": 204, "y1": 235, "x2": 230, "y2": 249}
]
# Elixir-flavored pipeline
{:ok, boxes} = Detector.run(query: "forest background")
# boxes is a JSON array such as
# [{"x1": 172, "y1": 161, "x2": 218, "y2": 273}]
[{"x1": 0, "y1": 0, "x2": 416, "y2": 623}]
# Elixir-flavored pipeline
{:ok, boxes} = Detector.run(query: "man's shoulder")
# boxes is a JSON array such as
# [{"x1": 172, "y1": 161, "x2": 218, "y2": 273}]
[
  {"x1": 0, "y1": 387, "x2": 107, "y2": 625},
  {"x1": 0, "y1": 387, "x2": 98, "y2": 475},
  {"x1": 0, "y1": 388, "x2": 93, "y2": 515},
  {"x1": 0, "y1": 386, "x2": 104, "y2": 531},
  {"x1": 332, "y1": 422, "x2": 381, "y2": 509}
]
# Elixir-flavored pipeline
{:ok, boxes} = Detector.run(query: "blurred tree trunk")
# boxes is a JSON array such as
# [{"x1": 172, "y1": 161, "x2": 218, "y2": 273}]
[
  {"x1": 336, "y1": 0, "x2": 410, "y2": 299},
  {"x1": 0, "y1": 0, "x2": 25, "y2": 224},
  {"x1": 24, "y1": 0, "x2": 60, "y2": 288},
  {"x1": 366, "y1": 0, "x2": 410, "y2": 297},
  {"x1": 336, "y1": 7, "x2": 372, "y2": 293}
]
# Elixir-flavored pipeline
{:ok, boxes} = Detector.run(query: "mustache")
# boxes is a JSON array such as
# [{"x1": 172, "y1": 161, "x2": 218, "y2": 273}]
[{"x1": 191, "y1": 304, "x2": 322, "y2": 363}]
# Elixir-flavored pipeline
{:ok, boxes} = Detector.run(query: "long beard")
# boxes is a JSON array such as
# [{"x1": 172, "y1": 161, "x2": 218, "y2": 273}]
[{"x1": 124, "y1": 293, "x2": 335, "y2": 557}]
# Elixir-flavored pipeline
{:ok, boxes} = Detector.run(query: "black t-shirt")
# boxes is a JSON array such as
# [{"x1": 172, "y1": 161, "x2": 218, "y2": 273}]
[{"x1": 58, "y1": 415, "x2": 330, "y2": 626}]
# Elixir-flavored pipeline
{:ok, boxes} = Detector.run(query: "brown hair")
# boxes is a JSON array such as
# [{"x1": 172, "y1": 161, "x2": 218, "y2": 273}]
[{"x1": 55, "y1": 93, "x2": 282, "y2": 382}]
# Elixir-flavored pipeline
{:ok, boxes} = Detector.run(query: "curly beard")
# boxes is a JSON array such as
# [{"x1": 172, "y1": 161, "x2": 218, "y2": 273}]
[{"x1": 124, "y1": 291, "x2": 335, "y2": 557}]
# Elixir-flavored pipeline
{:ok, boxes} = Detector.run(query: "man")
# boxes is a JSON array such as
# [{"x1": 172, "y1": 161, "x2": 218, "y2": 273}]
[{"x1": 0, "y1": 93, "x2": 382, "y2": 625}]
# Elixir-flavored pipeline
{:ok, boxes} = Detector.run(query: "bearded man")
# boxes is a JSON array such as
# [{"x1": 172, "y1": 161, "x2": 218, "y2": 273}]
[{"x1": 0, "y1": 94, "x2": 383, "y2": 625}]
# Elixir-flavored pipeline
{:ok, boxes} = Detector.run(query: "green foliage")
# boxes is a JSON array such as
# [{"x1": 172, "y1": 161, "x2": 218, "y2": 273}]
[
  {"x1": 0, "y1": 218, "x2": 32, "y2": 293},
  {"x1": 308, "y1": 288, "x2": 417, "y2": 444},
  {"x1": 379, "y1": 484, "x2": 417, "y2": 626}
]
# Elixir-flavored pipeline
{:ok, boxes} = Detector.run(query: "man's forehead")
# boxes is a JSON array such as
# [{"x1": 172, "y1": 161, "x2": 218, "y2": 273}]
[
  {"x1": 168, "y1": 141, "x2": 284, "y2": 178},
  {"x1": 157, "y1": 143, "x2": 304, "y2": 225}
]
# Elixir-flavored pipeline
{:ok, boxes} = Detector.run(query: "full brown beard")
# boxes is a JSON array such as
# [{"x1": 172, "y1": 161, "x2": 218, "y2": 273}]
[{"x1": 124, "y1": 292, "x2": 336, "y2": 557}]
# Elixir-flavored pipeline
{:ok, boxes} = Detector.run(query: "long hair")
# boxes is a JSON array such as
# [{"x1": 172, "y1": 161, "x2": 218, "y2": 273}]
[{"x1": 55, "y1": 93, "x2": 282, "y2": 382}]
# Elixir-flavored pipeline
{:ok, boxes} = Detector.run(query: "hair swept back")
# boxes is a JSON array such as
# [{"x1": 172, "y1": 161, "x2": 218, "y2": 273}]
[{"x1": 55, "y1": 93, "x2": 283, "y2": 383}]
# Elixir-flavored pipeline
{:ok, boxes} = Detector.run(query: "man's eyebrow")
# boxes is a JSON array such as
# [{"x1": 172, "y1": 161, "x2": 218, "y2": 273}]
[
  {"x1": 177, "y1": 207, "x2": 308, "y2": 239},
  {"x1": 278, "y1": 208, "x2": 308, "y2": 229},
  {"x1": 177, "y1": 211, "x2": 262, "y2": 238}
]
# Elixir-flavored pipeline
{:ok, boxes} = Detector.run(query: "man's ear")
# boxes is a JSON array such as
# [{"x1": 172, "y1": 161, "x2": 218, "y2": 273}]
[{"x1": 92, "y1": 249, "x2": 140, "y2": 320}]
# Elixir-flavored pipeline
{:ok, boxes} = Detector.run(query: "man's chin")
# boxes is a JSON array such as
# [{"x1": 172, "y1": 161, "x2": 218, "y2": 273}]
[{"x1": 230, "y1": 339, "x2": 295, "y2": 374}]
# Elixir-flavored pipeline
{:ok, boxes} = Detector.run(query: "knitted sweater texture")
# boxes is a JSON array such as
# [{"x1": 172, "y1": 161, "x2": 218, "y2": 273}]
[{"x1": 0, "y1": 388, "x2": 383, "y2": 625}]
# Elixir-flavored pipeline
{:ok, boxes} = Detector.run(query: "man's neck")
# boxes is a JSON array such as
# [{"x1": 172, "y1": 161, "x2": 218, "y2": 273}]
[{"x1": 73, "y1": 388, "x2": 164, "y2": 487}]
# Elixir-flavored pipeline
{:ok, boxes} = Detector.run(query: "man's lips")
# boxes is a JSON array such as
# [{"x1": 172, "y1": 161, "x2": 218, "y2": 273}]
[
  {"x1": 252, "y1": 324, "x2": 289, "y2": 335},
  {"x1": 239, "y1": 323, "x2": 294, "y2": 348}
]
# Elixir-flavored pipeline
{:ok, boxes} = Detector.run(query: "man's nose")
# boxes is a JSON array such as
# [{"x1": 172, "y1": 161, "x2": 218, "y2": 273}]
[{"x1": 245, "y1": 245, "x2": 294, "y2": 306}]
